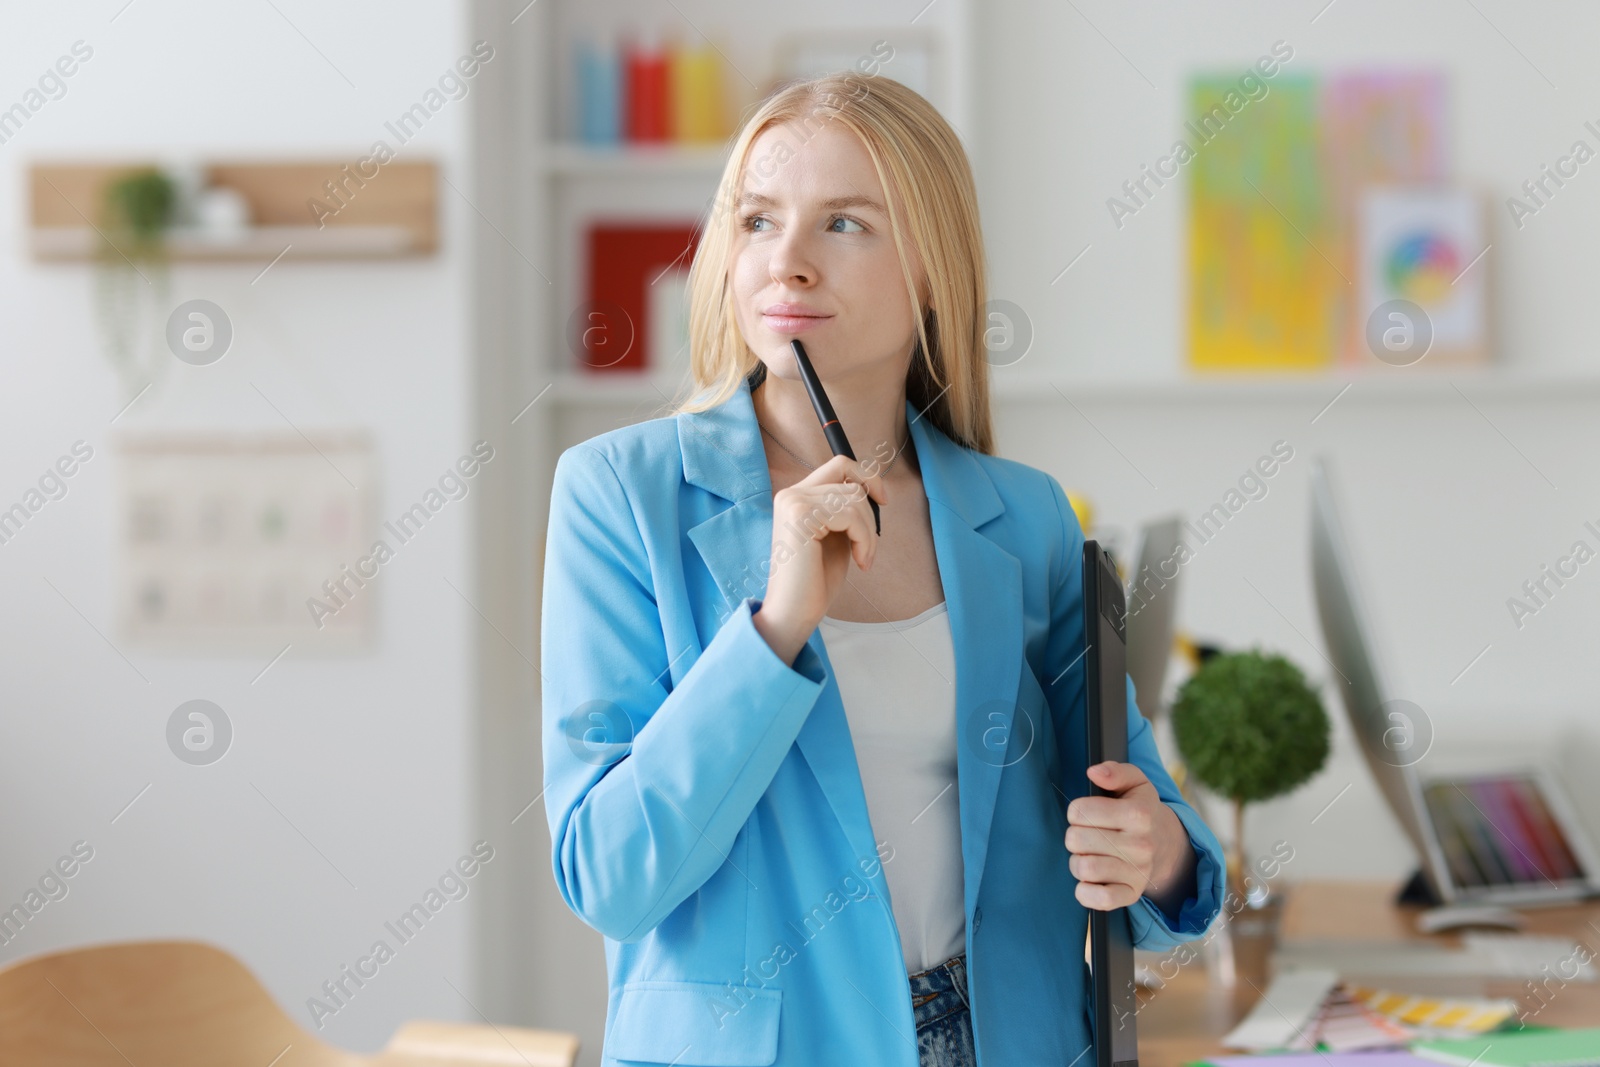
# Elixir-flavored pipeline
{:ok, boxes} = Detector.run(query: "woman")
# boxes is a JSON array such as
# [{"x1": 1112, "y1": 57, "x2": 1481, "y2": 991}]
[{"x1": 541, "y1": 73, "x2": 1225, "y2": 1067}]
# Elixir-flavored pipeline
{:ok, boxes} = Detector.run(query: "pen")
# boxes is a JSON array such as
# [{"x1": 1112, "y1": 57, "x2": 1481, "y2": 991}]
[{"x1": 789, "y1": 339, "x2": 880, "y2": 535}]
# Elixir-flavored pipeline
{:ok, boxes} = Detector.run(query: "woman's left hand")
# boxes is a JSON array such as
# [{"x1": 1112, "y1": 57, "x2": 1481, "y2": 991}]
[{"x1": 1064, "y1": 761, "x2": 1196, "y2": 913}]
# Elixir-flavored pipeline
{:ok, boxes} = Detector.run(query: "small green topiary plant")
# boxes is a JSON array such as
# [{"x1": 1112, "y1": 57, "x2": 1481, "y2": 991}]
[{"x1": 1170, "y1": 648, "x2": 1330, "y2": 906}]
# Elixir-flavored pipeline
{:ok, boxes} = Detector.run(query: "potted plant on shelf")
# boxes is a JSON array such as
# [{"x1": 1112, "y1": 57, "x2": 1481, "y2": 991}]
[
  {"x1": 94, "y1": 167, "x2": 175, "y2": 398},
  {"x1": 1170, "y1": 647, "x2": 1330, "y2": 915}
]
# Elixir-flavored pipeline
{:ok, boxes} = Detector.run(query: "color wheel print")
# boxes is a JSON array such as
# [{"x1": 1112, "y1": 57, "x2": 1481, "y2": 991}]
[{"x1": 1384, "y1": 231, "x2": 1459, "y2": 306}]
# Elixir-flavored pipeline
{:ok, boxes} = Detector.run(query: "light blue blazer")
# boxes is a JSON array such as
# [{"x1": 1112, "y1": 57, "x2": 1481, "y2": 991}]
[{"x1": 541, "y1": 376, "x2": 1225, "y2": 1066}]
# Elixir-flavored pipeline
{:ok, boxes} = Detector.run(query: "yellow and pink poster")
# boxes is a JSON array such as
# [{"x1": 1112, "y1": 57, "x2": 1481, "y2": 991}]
[
  {"x1": 1187, "y1": 74, "x2": 1337, "y2": 371},
  {"x1": 1323, "y1": 73, "x2": 1451, "y2": 365}
]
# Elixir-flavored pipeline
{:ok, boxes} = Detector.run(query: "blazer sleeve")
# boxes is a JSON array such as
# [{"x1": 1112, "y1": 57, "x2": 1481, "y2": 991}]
[
  {"x1": 1040, "y1": 472, "x2": 1226, "y2": 951},
  {"x1": 540, "y1": 443, "x2": 830, "y2": 944}
]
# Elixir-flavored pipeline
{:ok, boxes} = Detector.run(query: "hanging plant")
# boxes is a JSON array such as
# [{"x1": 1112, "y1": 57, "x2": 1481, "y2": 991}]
[{"x1": 94, "y1": 167, "x2": 176, "y2": 397}]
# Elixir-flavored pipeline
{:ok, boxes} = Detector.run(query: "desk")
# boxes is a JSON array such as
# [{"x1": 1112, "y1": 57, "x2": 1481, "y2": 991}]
[{"x1": 1137, "y1": 879, "x2": 1600, "y2": 1067}]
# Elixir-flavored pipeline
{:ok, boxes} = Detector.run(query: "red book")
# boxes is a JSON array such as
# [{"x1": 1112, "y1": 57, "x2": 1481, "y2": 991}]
[
  {"x1": 624, "y1": 36, "x2": 670, "y2": 143},
  {"x1": 581, "y1": 223, "x2": 699, "y2": 373}
]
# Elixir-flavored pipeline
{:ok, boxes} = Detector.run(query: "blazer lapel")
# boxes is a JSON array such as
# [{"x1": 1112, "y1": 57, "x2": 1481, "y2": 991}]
[{"x1": 683, "y1": 378, "x2": 1025, "y2": 921}]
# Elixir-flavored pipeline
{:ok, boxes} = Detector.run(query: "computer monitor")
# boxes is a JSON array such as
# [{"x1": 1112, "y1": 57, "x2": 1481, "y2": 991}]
[
  {"x1": 1308, "y1": 456, "x2": 1600, "y2": 907},
  {"x1": 1123, "y1": 516, "x2": 1184, "y2": 722}
]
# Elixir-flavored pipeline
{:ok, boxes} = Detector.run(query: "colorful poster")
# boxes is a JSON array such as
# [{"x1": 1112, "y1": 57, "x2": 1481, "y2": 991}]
[
  {"x1": 1187, "y1": 74, "x2": 1338, "y2": 371},
  {"x1": 1322, "y1": 73, "x2": 1450, "y2": 364}
]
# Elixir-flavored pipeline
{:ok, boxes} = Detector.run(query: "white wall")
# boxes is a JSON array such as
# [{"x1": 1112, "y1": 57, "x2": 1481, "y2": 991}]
[
  {"x1": 976, "y1": 0, "x2": 1600, "y2": 880},
  {"x1": 1, "y1": 1, "x2": 488, "y2": 1053}
]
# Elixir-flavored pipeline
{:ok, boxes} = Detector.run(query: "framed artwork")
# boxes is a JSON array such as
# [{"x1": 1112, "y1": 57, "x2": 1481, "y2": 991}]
[
  {"x1": 116, "y1": 432, "x2": 376, "y2": 654},
  {"x1": 1187, "y1": 74, "x2": 1334, "y2": 371},
  {"x1": 1322, "y1": 72, "x2": 1451, "y2": 366},
  {"x1": 1356, "y1": 186, "x2": 1490, "y2": 368}
]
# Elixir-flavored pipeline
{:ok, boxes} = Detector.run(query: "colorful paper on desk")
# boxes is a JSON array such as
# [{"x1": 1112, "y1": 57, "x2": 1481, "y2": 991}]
[
  {"x1": 1220, "y1": 974, "x2": 1520, "y2": 1057},
  {"x1": 1220, "y1": 969, "x2": 1342, "y2": 1050},
  {"x1": 1345, "y1": 984, "x2": 1519, "y2": 1036},
  {"x1": 1195, "y1": 1051, "x2": 1442, "y2": 1067},
  {"x1": 1411, "y1": 1028, "x2": 1600, "y2": 1067},
  {"x1": 1302, "y1": 985, "x2": 1414, "y2": 1051}
]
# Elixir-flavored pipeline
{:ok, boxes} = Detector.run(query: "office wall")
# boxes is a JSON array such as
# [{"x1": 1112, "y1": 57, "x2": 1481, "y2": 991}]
[
  {"x1": 976, "y1": 0, "x2": 1600, "y2": 878},
  {"x1": 0, "y1": 1, "x2": 485, "y2": 1053}
]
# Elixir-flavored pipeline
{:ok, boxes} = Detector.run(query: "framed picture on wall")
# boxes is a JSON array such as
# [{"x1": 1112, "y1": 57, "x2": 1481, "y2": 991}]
[
  {"x1": 1356, "y1": 185, "x2": 1491, "y2": 368},
  {"x1": 116, "y1": 432, "x2": 377, "y2": 654}
]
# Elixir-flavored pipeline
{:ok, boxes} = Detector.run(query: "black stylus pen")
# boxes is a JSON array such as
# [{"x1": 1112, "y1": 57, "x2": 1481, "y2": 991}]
[{"x1": 789, "y1": 338, "x2": 881, "y2": 535}]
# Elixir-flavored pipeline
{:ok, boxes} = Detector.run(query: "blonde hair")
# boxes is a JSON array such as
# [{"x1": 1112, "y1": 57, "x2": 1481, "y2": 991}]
[{"x1": 668, "y1": 72, "x2": 994, "y2": 455}]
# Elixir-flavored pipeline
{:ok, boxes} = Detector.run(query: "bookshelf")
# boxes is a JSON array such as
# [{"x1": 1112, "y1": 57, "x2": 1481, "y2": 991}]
[
  {"x1": 469, "y1": 7, "x2": 977, "y2": 1039},
  {"x1": 513, "y1": 0, "x2": 979, "y2": 432}
]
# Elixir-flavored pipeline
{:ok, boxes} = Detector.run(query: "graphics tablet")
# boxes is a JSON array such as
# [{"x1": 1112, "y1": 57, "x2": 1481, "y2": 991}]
[{"x1": 1083, "y1": 539, "x2": 1139, "y2": 1067}]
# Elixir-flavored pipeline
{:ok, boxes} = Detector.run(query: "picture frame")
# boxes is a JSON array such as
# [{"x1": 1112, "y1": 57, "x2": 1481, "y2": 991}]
[{"x1": 1355, "y1": 185, "x2": 1491, "y2": 368}]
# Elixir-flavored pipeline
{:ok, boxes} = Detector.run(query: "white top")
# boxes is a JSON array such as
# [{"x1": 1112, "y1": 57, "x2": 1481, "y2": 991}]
[{"x1": 818, "y1": 601, "x2": 964, "y2": 974}]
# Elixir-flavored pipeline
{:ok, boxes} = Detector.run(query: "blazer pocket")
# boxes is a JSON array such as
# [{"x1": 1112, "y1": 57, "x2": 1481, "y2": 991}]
[{"x1": 608, "y1": 980, "x2": 782, "y2": 1066}]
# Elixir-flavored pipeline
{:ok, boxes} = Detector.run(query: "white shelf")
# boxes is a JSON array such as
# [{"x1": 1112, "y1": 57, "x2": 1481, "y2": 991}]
[
  {"x1": 547, "y1": 371, "x2": 693, "y2": 406},
  {"x1": 538, "y1": 142, "x2": 728, "y2": 177},
  {"x1": 991, "y1": 368, "x2": 1600, "y2": 403},
  {"x1": 538, "y1": 368, "x2": 1600, "y2": 408}
]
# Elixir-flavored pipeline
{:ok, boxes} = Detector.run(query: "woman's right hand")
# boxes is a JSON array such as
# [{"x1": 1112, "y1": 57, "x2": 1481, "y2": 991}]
[{"x1": 752, "y1": 453, "x2": 886, "y2": 664}]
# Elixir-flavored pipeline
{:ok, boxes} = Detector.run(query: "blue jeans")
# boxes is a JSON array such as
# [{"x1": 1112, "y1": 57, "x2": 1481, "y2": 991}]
[{"x1": 909, "y1": 952, "x2": 977, "y2": 1067}]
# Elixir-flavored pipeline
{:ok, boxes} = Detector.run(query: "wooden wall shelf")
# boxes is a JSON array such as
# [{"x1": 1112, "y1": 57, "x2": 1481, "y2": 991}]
[{"x1": 28, "y1": 159, "x2": 438, "y2": 261}]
